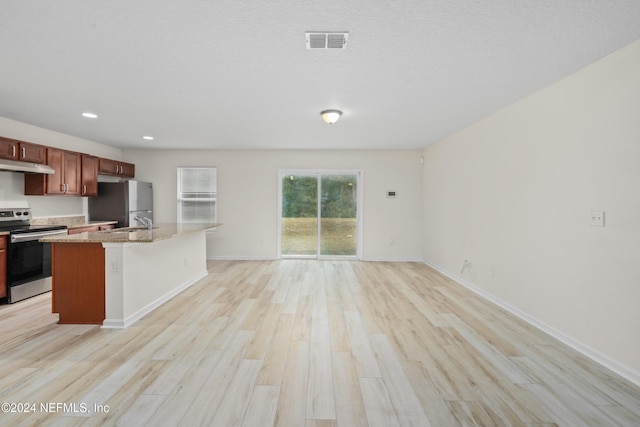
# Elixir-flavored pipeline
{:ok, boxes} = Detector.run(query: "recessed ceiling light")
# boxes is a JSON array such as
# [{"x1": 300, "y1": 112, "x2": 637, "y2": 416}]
[
  {"x1": 82, "y1": 112, "x2": 98, "y2": 118},
  {"x1": 142, "y1": 136, "x2": 154, "y2": 140}
]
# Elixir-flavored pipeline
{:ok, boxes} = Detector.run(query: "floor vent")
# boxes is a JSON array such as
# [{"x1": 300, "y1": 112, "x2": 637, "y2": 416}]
[{"x1": 305, "y1": 32, "x2": 349, "y2": 49}]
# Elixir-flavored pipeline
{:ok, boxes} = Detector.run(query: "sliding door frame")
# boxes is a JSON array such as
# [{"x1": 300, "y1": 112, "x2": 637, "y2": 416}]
[{"x1": 278, "y1": 168, "x2": 363, "y2": 260}]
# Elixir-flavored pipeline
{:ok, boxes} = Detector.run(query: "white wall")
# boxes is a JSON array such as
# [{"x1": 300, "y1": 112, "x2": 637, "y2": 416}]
[
  {"x1": 103, "y1": 231, "x2": 207, "y2": 328},
  {"x1": 422, "y1": 39, "x2": 640, "y2": 382},
  {"x1": 0, "y1": 117, "x2": 123, "y2": 217},
  {"x1": 124, "y1": 149, "x2": 424, "y2": 261}
]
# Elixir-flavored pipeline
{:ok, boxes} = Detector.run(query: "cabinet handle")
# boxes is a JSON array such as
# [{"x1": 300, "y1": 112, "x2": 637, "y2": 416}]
[
  {"x1": 83, "y1": 184, "x2": 87, "y2": 194},
  {"x1": 21, "y1": 147, "x2": 25, "y2": 158},
  {"x1": 119, "y1": 165, "x2": 123, "y2": 174},
  {"x1": 11, "y1": 145, "x2": 16, "y2": 157}
]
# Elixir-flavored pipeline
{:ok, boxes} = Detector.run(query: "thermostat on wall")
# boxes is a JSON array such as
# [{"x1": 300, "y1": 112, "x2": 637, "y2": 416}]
[{"x1": 386, "y1": 191, "x2": 397, "y2": 198}]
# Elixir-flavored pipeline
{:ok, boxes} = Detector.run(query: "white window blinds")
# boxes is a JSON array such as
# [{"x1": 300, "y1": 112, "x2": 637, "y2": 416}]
[{"x1": 177, "y1": 167, "x2": 217, "y2": 223}]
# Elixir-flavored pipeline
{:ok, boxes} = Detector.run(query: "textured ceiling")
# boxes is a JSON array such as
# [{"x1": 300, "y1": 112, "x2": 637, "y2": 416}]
[{"x1": 1, "y1": 0, "x2": 640, "y2": 150}]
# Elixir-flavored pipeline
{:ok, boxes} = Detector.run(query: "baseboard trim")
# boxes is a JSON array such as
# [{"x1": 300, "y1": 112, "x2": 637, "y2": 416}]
[
  {"x1": 102, "y1": 270, "x2": 208, "y2": 329},
  {"x1": 207, "y1": 256, "x2": 278, "y2": 261},
  {"x1": 207, "y1": 256, "x2": 423, "y2": 262},
  {"x1": 422, "y1": 259, "x2": 640, "y2": 388},
  {"x1": 362, "y1": 256, "x2": 423, "y2": 262}
]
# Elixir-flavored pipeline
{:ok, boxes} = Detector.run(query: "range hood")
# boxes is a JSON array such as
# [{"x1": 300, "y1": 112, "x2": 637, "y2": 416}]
[{"x1": 0, "y1": 158, "x2": 55, "y2": 174}]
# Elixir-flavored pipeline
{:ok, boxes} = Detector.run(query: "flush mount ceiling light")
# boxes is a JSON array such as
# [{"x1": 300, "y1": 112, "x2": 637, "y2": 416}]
[
  {"x1": 142, "y1": 136, "x2": 154, "y2": 140},
  {"x1": 321, "y1": 110, "x2": 342, "y2": 124},
  {"x1": 81, "y1": 112, "x2": 98, "y2": 118}
]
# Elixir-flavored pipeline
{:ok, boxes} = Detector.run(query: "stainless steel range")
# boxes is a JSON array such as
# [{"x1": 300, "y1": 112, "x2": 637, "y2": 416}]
[{"x1": 0, "y1": 207, "x2": 68, "y2": 303}]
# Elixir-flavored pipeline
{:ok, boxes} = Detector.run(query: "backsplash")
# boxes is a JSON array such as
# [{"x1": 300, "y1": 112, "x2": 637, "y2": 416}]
[
  {"x1": 0, "y1": 171, "x2": 84, "y2": 217},
  {"x1": 30, "y1": 215, "x2": 86, "y2": 226}
]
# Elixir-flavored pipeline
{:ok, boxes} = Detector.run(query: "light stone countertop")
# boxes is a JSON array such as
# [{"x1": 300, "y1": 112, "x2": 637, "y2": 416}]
[
  {"x1": 40, "y1": 223, "x2": 221, "y2": 244},
  {"x1": 30, "y1": 215, "x2": 117, "y2": 230},
  {"x1": 1, "y1": 219, "x2": 116, "y2": 236},
  {"x1": 69, "y1": 221, "x2": 118, "y2": 229}
]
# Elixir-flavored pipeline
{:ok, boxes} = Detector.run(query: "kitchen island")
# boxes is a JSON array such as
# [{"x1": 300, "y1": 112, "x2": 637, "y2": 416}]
[{"x1": 41, "y1": 223, "x2": 220, "y2": 328}]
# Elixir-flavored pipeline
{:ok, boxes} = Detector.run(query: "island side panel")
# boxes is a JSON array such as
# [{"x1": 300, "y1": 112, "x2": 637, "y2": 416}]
[
  {"x1": 103, "y1": 230, "x2": 208, "y2": 328},
  {"x1": 52, "y1": 242, "x2": 106, "y2": 324},
  {"x1": 123, "y1": 231, "x2": 207, "y2": 323}
]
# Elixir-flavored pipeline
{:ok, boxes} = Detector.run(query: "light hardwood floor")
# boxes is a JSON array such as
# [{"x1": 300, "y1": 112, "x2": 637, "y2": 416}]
[{"x1": 1, "y1": 260, "x2": 639, "y2": 426}]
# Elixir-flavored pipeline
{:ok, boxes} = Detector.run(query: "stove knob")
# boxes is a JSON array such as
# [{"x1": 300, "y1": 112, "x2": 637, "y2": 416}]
[
  {"x1": 23, "y1": 211, "x2": 29, "y2": 216},
  {"x1": 16, "y1": 212, "x2": 22, "y2": 216}
]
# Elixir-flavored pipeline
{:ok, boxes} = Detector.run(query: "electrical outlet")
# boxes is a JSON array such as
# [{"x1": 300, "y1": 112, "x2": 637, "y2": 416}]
[
  {"x1": 590, "y1": 210, "x2": 605, "y2": 227},
  {"x1": 110, "y1": 261, "x2": 118, "y2": 272}
]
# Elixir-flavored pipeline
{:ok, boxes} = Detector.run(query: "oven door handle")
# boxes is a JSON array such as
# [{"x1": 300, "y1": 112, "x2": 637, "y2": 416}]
[{"x1": 10, "y1": 229, "x2": 68, "y2": 243}]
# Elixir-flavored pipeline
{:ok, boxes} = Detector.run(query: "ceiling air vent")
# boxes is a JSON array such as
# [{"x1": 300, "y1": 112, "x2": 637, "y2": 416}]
[{"x1": 306, "y1": 32, "x2": 349, "y2": 49}]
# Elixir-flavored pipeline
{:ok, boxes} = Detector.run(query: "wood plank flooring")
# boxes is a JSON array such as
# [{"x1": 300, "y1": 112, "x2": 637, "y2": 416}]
[{"x1": 0, "y1": 260, "x2": 639, "y2": 426}]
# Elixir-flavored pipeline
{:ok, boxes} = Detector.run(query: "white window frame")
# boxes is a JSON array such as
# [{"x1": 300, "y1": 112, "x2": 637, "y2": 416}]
[{"x1": 177, "y1": 167, "x2": 217, "y2": 223}]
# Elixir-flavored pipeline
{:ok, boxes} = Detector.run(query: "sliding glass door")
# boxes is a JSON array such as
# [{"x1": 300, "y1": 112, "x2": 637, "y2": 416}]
[
  {"x1": 281, "y1": 174, "x2": 318, "y2": 256},
  {"x1": 280, "y1": 170, "x2": 361, "y2": 259},
  {"x1": 320, "y1": 175, "x2": 358, "y2": 256}
]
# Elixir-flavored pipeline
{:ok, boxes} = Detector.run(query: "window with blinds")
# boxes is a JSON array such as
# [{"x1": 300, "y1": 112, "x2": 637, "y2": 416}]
[{"x1": 177, "y1": 167, "x2": 217, "y2": 223}]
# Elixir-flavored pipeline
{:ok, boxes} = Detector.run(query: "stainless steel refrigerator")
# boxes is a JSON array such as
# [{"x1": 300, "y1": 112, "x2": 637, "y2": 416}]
[{"x1": 89, "y1": 181, "x2": 153, "y2": 228}]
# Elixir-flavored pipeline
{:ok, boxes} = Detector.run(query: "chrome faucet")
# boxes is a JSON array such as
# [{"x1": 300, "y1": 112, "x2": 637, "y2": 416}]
[{"x1": 134, "y1": 216, "x2": 153, "y2": 230}]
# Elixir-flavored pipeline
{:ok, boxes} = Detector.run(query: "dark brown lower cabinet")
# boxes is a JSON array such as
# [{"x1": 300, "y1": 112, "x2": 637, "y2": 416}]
[{"x1": 52, "y1": 242, "x2": 105, "y2": 324}]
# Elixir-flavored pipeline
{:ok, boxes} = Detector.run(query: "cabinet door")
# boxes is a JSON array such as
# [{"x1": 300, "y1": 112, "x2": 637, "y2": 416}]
[
  {"x1": 45, "y1": 148, "x2": 65, "y2": 195},
  {"x1": 98, "y1": 158, "x2": 135, "y2": 177},
  {"x1": 19, "y1": 142, "x2": 46, "y2": 163},
  {"x1": 119, "y1": 162, "x2": 135, "y2": 178},
  {"x1": 0, "y1": 236, "x2": 6, "y2": 299},
  {"x1": 63, "y1": 151, "x2": 82, "y2": 195},
  {"x1": 0, "y1": 137, "x2": 18, "y2": 160},
  {"x1": 98, "y1": 158, "x2": 119, "y2": 175},
  {"x1": 81, "y1": 155, "x2": 98, "y2": 196}
]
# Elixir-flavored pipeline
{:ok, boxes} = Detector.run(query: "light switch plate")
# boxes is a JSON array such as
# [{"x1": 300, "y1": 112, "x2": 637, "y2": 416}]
[{"x1": 590, "y1": 210, "x2": 605, "y2": 227}]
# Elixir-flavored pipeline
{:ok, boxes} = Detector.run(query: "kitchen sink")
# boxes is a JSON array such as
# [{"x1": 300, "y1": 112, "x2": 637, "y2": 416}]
[{"x1": 103, "y1": 226, "x2": 158, "y2": 233}]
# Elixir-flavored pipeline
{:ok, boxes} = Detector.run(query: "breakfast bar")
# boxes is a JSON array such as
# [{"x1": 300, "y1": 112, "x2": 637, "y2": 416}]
[{"x1": 41, "y1": 223, "x2": 219, "y2": 328}]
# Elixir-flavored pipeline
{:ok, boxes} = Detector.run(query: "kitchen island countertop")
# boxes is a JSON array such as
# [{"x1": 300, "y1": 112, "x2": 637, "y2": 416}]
[{"x1": 40, "y1": 223, "x2": 220, "y2": 244}]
